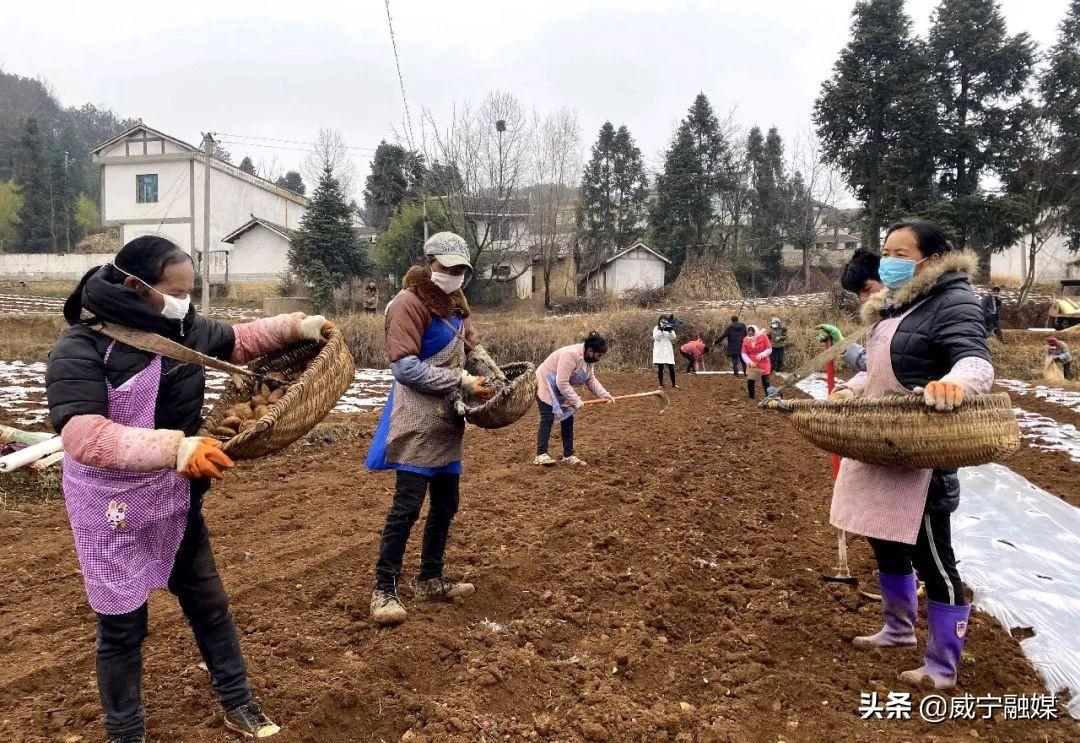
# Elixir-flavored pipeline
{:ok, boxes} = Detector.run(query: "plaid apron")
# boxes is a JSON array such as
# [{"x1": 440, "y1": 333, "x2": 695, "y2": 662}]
[
  {"x1": 62, "y1": 342, "x2": 190, "y2": 614},
  {"x1": 829, "y1": 303, "x2": 933, "y2": 545}
]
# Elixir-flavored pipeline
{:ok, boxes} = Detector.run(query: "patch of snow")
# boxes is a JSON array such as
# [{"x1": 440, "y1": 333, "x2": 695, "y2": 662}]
[
  {"x1": 997, "y1": 379, "x2": 1080, "y2": 414},
  {"x1": 1013, "y1": 408, "x2": 1080, "y2": 463}
]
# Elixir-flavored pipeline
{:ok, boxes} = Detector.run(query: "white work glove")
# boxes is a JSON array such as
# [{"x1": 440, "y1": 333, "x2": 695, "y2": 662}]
[
  {"x1": 299, "y1": 314, "x2": 335, "y2": 343},
  {"x1": 828, "y1": 388, "x2": 856, "y2": 402},
  {"x1": 469, "y1": 345, "x2": 507, "y2": 382},
  {"x1": 604, "y1": 393, "x2": 616, "y2": 404},
  {"x1": 755, "y1": 352, "x2": 768, "y2": 360}
]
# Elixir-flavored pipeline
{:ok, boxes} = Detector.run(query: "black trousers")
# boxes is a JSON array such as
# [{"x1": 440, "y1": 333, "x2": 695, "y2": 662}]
[
  {"x1": 746, "y1": 375, "x2": 772, "y2": 398},
  {"x1": 867, "y1": 508, "x2": 965, "y2": 605},
  {"x1": 728, "y1": 354, "x2": 744, "y2": 375},
  {"x1": 680, "y1": 350, "x2": 697, "y2": 373},
  {"x1": 97, "y1": 483, "x2": 251, "y2": 738},
  {"x1": 986, "y1": 317, "x2": 1005, "y2": 343},
  {"x1": 375, "y1": 471, "x2": 460, "y2": 591},
  {"x1": 536, "y1": 397, "x2": 574, "y2": 457},
  {"x1": 656, "y1": 363, "x2": 676, "y2": 386},
  {"x1": 772, "y1": 347, "x2": 785, "y2": 373}
]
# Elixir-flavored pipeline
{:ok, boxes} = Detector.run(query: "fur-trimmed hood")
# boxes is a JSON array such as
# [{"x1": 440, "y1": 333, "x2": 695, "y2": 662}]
[
  {"x1": 860, "y1": 250, "x2": 979, "y2": 324},
  {"x1": 402, "y1": 265, "x2": 471, "y2": 319}
]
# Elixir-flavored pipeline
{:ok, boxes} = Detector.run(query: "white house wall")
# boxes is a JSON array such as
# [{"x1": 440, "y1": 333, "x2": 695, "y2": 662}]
[
  {"x1": 610, "y1": 249, "x2": 665, "y2": 293},
  {"x1": 991, "y1": 232, "x2": 1079, "y2": 283},
  {"x1": 228, "y1": 227, "x2": 292, "y2": 280},
  {"x1": 103, "y1": 160, "x2": 194, "y2": 250}
]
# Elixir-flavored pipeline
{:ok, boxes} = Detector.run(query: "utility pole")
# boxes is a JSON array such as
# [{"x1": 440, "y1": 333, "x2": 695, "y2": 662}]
[
  {"x1": 62, "y1": 151, "x2": 72, "y2": 252},
  {"x1": 201, "y1": 133, "x2": 214, "y2": 314},
  {"x1": 422, "y1": 197, "x2": 429, "y2": 243}
]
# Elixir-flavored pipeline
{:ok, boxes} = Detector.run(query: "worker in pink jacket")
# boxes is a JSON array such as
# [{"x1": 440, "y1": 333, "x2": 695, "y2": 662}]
[
  {"x1": 741, "y1": 325, "x2": 773, "y2": 399},
  {"x1": 533, "y1": 332, "x2": 614, "y2": 466},
  {"x1": 679, "y1": 337, "x2": 709, "y2": 373}
]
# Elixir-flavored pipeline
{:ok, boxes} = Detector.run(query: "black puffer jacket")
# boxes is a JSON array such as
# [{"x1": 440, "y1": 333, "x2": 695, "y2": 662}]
[
  {"x1": 46, "y1": 265, "x2": 235, "y2": 435},
  {"x1": 860, "y1": 250, "x2": 991, "y2": 513},
  {"x1": 716, "y1": 322, "x2": 747, "y2": 355}
]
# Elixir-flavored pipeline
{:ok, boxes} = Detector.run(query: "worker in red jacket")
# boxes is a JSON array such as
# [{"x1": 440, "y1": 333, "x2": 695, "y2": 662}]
[{"x1": 679, "y1": 337, "x2": 709, "y2": 373}]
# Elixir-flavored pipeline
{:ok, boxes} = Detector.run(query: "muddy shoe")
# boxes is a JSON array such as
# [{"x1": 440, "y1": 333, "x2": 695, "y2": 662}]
[
  {"x1": 371, "y1": 589, "x2": 408, "y2": 625},
  {"x1": 561, "y1": 455, "x2": 587, "y2": 466},
  {"x1": 412, "y1": 576, "x2": 475, "y2": 602},
  {"x1": 533, "y1": 453, "x2": 558, "y2": 466},
  {"x1": 224, "y1": 701, "x2": 281, "y2": 738}
]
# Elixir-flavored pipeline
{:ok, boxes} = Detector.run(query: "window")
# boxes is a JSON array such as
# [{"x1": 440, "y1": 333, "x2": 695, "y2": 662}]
[
  {"x1": 136, "y1": 174, "x2": 158, "y2": 203},
  {"x1": 491, "y1": 221, "x2": 512, "y2": 240},
  {"x1": 845, "y1": 241, "x2": 857, "y2": 250},
  {"x1": 491, "y1": 265, "x2": 511, "y2": 279}
]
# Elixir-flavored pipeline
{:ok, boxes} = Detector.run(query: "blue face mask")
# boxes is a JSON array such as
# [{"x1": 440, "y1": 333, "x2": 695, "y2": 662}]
[{"x1": 878, "y1": 256, "x2": 923, "y2": 290}]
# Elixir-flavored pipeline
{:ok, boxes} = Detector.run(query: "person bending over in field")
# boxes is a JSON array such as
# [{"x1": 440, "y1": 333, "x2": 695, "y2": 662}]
[
  {"x1": 533, "y1": 331, "x2": 615, "y2": 466},
  {"x1": 47, "y1": 235, "x2": 333, "y2": 741},
  {"x1": 365, "y1": 232, "x2": 498, "y2": 626}
]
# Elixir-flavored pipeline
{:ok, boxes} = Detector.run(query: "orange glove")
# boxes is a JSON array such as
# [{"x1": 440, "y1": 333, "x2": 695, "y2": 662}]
[
  {"x1": 828, "y1": 388, "x2": 856, "y2": 402},
  {"x1": 922, "y1": 380, "x2": 966, "y2": 411},
  {"x1": 460, "y1": 371, "x2": 497, "y2": 401},
  {"x1": 176, "y1": 437, "x2": 235, "y2": 480}
]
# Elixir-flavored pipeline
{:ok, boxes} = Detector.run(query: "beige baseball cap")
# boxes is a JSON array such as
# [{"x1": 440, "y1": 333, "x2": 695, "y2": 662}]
[{"x1": 423, "y1": 232, "x2": 472, "y2": 269}]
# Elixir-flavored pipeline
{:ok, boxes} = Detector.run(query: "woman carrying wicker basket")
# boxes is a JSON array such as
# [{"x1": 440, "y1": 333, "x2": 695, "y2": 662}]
[
  {"x1": 365, "y1": 233, "x2": 499, "y2": 627},
  {"x1": 828, "y1": 220, "x2": 994, "y2": 691},
  {"x1": 45, "y1": 236, "x2": 334, "y2": 741}
]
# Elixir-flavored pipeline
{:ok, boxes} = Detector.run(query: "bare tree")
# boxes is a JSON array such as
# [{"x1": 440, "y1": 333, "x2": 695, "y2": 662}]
[
  {"x1": 256, "y1": 154, "x2": 283, "y2": 184},
  {"x1": 303, "y1": 128, "x2": 359, "y2": 196},
  {"x1": 422, "y1": 91, "x2": 533, "y2": 294},
  {"x1": 1011, "y1": 115, "x2": 1080, "y2": 304},
  {"x1": 530, "y1": 108, "x2": 582, "y2": 309},
  {"x1": 786, "y1": 129, "x2": 846, "y2": 288}
]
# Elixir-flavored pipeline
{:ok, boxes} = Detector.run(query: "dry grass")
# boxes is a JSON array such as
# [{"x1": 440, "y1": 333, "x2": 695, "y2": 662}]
[
  {"x1": 337, "y1": 301, "x2": 857, "y2": 373},
  {"x1": 0, "y1": 280, "x2": 78, "y2": 298},
  {"x1": 0, "y1": 315, "x2": 67, "y2": 363}
]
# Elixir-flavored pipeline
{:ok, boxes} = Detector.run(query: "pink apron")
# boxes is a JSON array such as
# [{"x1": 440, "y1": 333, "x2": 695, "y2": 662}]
[
  {"x1": 62, "y1": 342, "x2": 191, "y2": 614},
  {"x1": 829, "y1": 303, "x2": 933, "y2": 545}
]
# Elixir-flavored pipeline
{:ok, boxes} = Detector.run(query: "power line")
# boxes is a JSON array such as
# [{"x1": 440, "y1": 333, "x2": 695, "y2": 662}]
[
  {"x1": 215, "y1": 132, "x2": 379, "y2": 153},
  {"x1": 384, "y1": 0, "x2": 416, "y2": 150}
]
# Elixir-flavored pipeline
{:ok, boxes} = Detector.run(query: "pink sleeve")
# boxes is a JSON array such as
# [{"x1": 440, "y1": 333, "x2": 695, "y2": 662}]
[
  {"x1": 838, "y1": 372, "x2": 870, "y2": 397},
  {"x1": 585, "y1": 373, "x2": 609, "y2": 400},
  {"x1": 941, "y1": 357, "x2": 995, "y2": 395},
  {"x1": 230, "y1": 313, "x2": 304, "y2": 364},
  {"x1": 556, "y1": 350, "x2": 583, "y2": 408},
  {"x1": 61, "y1": 414, "x2": 183, "y2": 472}
]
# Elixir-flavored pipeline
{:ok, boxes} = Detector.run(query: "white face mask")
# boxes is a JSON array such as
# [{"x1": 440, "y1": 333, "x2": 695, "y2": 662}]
[
  {"x1": 111, "y1": 263, "x2": 191, "y2": 320},
  {"x1": 430, "y1": 270, "x2": 464, "y2": 295}
]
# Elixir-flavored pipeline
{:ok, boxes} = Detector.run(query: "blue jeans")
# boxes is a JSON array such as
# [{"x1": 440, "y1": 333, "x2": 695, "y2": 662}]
[{"x1": 536, "y1": 397, "x2": 574, "y2": 457}]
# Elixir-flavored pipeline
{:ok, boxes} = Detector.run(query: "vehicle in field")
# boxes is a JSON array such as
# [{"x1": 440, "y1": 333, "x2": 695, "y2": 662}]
[{"x1": 1049, "y1": 279, "x2": 1080, "y2": 330}]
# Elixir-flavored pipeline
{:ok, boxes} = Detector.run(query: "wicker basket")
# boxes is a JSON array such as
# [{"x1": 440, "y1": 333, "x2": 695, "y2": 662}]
[
  {"x1": 200, "y1": 329, "x2": 356, "y2": 459},
  {"x1": 452, "y1": 361, "x2": 536, "y2": 429},
  {"x1": 785, "y1": 392, "x2": 1020, "y2": 468}
]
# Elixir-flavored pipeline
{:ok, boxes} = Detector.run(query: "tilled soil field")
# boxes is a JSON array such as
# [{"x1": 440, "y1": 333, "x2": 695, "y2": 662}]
[{"x1": 0, "y1": 373, "x2": 1074, "y2": 742}]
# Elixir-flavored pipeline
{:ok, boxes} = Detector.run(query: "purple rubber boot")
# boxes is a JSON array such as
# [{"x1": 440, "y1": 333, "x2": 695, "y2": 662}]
[
  {"x1": 853, "y1": 572, "x2": 918, "y2": 650},
  {"x1": 899, "y1": 601, "x2": 970, "y2": 690}
]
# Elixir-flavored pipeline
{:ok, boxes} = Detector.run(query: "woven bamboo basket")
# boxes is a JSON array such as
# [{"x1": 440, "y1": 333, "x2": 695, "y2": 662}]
[
  {"x1": 452, "y1": 362, "x2": 536, "y2": 429},
  {"x1": 785, "y1": 392, "x2": 1020, "y2": 468},
  {"x1": 200, "y1": 329, "x2": 356, "y2": 459}
]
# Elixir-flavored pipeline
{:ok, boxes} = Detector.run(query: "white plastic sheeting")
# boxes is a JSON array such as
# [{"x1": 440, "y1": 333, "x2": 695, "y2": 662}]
[{"x1": 795, "y1": 374, "x2": 1080, "y2": 717}]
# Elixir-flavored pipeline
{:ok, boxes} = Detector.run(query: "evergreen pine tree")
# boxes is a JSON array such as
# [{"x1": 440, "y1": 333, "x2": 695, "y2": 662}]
[
  {"x1": 14, "y1": 118, "x2": 54, "y2": 252},
  {"x1": 239, "y1": 156, "x2": 257, "y2": 175},
  {"x1": 926, "y1": 0, "x2": 1035, "y2": 256},
  {"x1": 746, "y1": 127, "x2": 787, "y2": 289},
  {"x1": 362, "y1": 141, "x2": 426, "y2": 231},
  {"x1": 276, "y1": 171, "x2": 306, "y2": 196},
  {"x1": 578, "y1": 122, "x2": 649, "y2": 274},
  {"x1": 651, "y1": 93, "x2": 732, "y2": 278},
  {"x1": 814, "y1": 0, "x2": 937, "y2": 248},
  {"x1": 288, "y1": 166, "x2": 370, "y2": 312},
  {"x1": 1041, "y1": 0, "x2": 1080, "y2": 250}
]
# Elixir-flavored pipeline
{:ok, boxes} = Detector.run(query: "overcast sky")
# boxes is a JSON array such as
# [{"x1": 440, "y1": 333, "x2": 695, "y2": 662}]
[{"x1": 1, "y1": 0, "x2": 1071, "y2": 198}]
